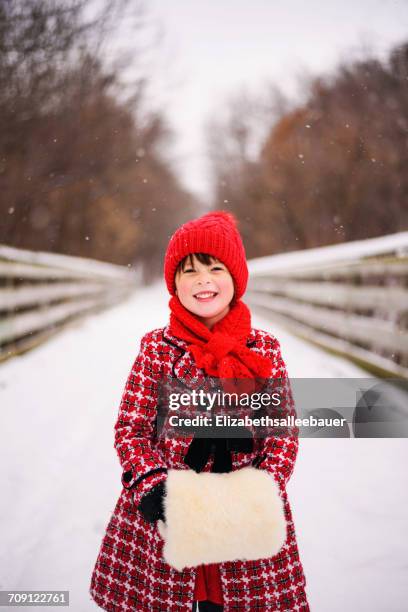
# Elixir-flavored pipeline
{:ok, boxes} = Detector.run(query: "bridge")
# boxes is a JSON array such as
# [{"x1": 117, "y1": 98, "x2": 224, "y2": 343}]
[{"x1": 1, "y1": 236, "x2": 407, "y2": 611}]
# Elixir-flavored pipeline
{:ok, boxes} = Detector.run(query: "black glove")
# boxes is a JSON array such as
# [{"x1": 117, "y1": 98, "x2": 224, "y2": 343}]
[{"x1": 137, "y1": 481, "x2": 166, "y2": 523}]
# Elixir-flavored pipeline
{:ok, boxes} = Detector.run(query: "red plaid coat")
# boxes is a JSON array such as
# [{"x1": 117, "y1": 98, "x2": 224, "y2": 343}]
[{"x1": 89, "y1": 325, "x2": 309, "y2": 611}]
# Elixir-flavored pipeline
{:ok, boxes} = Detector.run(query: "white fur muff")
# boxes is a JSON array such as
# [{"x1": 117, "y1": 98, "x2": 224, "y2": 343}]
[{"x1": 157, "y1": 466, "x2": 287, "y2": 571}]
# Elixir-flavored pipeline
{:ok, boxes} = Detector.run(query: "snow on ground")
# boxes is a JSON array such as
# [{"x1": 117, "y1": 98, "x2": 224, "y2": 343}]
[{"x1": 1, "y1": 282, "x2": 407, "y2": 611}]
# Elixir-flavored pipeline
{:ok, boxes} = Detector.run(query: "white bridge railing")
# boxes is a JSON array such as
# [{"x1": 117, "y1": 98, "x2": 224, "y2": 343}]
[
  {"x1": 246, "y1": 232, "x2": 408, "y2": 378},
  {"x1": 0, "y1": 245, "x2": 139, "y2": 362}
]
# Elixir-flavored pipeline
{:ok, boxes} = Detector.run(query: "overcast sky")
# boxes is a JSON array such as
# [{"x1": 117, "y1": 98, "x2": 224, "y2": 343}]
[{"x1": 119, "y1": 0, "x2": 408, "y2": 200}]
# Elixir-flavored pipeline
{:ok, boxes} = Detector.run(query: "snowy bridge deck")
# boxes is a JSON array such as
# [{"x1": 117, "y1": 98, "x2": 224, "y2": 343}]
[{"x1": 1, "y1": 284, "x2": 407, "y2": 611}]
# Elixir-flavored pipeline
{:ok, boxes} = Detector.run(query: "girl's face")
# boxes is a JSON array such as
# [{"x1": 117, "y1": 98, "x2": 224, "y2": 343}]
[{"x1": 175, "y1": 255, "x2": 234, "y2": 328}]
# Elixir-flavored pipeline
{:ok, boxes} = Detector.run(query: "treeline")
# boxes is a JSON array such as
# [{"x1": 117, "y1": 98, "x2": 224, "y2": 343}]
[
  {"x1": 0, "y1": 0, "x2": 196, "y2": 280},
  {"x1": 208, "y1": 42, "x2": 408, "y2": 259}
]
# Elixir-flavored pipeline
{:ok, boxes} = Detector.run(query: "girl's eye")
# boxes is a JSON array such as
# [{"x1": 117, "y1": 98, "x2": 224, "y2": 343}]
[{"x1": 181, "y1": 264, "x2": 223, "y2": 273}]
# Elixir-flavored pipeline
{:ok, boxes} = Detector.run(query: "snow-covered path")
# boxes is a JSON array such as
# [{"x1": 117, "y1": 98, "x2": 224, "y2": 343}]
[{"x1": 1, "y1": 283, "x2": 407, "y2": 611}]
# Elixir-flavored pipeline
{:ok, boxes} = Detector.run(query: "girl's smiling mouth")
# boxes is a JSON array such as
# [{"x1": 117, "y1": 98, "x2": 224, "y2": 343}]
[{"x1": 194, "y1": 291, "x2": 219, "y2": 302}]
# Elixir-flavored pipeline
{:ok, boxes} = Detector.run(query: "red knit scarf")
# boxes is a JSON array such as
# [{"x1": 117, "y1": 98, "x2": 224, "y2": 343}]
[{"x1": 168, "y1": 296, "x2": 272, "y2": 391}]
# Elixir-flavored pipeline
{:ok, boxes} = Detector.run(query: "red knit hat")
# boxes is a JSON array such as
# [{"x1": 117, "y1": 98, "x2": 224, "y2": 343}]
[{"x1": 164, "y1": 210, "x2": 248, "y2": 299}]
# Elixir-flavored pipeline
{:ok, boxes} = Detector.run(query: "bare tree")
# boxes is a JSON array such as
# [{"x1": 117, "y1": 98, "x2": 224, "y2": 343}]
[
  {"x1": 207, "y1": 41, "x2": 408, "y2": 258},
  {"x1": 0, "y1": 0, "x2": 198, "y2": 279}
]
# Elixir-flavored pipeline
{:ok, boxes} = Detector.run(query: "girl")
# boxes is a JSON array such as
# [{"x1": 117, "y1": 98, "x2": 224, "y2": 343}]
[{"x1": 90, "y1": 211, "x2": 309, "y2": 611}]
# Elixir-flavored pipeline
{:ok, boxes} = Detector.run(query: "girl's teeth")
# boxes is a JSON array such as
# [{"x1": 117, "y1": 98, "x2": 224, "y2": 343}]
[{"x1": 195, "y1": 292, "x2": 216, "y2": 298}]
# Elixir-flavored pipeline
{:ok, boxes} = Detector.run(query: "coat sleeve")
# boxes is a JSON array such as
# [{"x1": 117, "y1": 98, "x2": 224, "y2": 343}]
[
  {"x1": 114, "y1": 331, "x2": 168, "y2": 507},
  {"x1": 255, "y1": 335, "x2": 299, "y2": 494}
]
